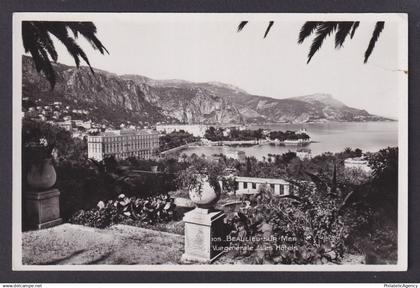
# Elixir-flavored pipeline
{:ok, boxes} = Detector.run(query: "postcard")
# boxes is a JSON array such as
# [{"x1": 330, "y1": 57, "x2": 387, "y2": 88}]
[{"x1": 12, "y1": 12, "x2": 408, "y2": 271}]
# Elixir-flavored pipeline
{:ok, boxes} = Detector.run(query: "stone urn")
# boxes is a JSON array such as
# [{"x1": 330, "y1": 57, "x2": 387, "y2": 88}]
[
  {"x1": 182, "y1": 174, "x2": 226, "y2": 263},
  {"x1": 26, "y1": 158, "x2": 57, "y2": 191},
  {"x1": 188, "y1": 175, "x2": 221, "y2": 209}
]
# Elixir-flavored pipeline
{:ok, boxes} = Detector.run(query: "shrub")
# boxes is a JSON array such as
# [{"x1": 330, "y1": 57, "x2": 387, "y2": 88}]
[
  {"x1": 225, "y1": 188, "x2": 348, "y2": 264},
  {"x1": 69, "y1": 193, "x2": 178, "y2": 228}
]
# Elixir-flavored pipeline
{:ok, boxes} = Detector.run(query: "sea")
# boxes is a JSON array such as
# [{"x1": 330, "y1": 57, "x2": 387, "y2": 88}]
[{"x1": 180, "y1": 121, "x2": 398, "y2": 160}]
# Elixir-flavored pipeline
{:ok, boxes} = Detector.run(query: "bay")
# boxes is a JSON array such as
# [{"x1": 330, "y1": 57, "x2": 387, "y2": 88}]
[{"x1": 180, "y1": 121, "x2": 398, "y2": 160}]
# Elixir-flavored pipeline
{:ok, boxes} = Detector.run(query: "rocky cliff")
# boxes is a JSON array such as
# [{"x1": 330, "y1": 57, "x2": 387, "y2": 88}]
[{"x1": 22, "y1": 56, "x2": 391, "y2": 125}]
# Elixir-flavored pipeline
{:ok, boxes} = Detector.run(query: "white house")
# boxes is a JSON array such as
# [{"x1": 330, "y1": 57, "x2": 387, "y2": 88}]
[
  {"x1": 344, "y1": 157, "x2": 372, "y2": 173},
  {"x1": 224, "y1": 150, "x2": 246, "y2": 162},
  {"x1": 156, "y1": 124, "x2": 208, "y2": 138},
  {"x1": 235, "y1": 176, "x2": 291, "y2": 196},
  {"x1": 296, "y1": 149, "x2": 312, "y2": 160}
]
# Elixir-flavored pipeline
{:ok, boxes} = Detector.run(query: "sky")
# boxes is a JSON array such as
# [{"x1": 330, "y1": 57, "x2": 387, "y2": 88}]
[{"x1": 20, "y1": 14, "x2": 407, "y2": 119}]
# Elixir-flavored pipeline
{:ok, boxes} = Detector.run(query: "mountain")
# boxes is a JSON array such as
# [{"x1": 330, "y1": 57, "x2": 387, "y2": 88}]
[{"x1": 22, "y1": 56, "x2": 391, "y2": 126}]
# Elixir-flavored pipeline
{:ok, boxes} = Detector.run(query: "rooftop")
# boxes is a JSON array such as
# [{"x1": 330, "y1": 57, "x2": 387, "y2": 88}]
[
  {"x1": 235, "y1": 176, "x2": 289, "y2": 185},
  {"x1": 345, "y1": 157, "x2": 369, "y2": 163},
  {"x1": 90, "y1": 129, "x2": 160, "y2": 138}
]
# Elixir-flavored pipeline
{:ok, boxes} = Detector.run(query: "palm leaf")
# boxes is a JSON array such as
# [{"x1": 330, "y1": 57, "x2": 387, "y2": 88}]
[
  {"x1": 350, "y1": 21, "x2": 360, "y2": 39},
  {"x1": 67, "y1": 22, "x2": 109, "y2": 54},
  {"x1": 22, "y1": 22, "x2": 57, "y2": 87},
  {"x1": 364, "y1": 21, "x2": 385, "y2": 63},
  {"x1": 298, "y1": 21, "x2": 320, "y2": 44},
  {"x1": 263, "y1": 21, "x2": 274, "y2": 38},
  {"x1": 335, "y1": 22, "x2": 354, "y2": 48},
  {"x1": 237, "y1": 21, "x2": 248, "y2": 32},
  {"x1": 307, "y1": 22, "x2": 338, "y2": 63},
  {"x1": 22, "y1": 21, "x2": 108, "y2": 89},
  {"x1": 33, "y1": 22, "x2": 58, "y2": 62}
]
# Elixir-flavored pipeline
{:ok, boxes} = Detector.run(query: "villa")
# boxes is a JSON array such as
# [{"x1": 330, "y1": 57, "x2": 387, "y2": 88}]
[
  {"x1": 235, "y1": 176, "x2": 292, "y2": 196},
  {"x1": 296, "y1": 149, "x2": 312, "y2": 160},
  {"x1": 344, "y1": 157, "x2": 372, "y2": 173},
  {"x1": 155, "y1": 124, "x2": 208, "y2": 138},
  {"x1": 224, "y1": 150, "x2": 246, "y2": 162}
]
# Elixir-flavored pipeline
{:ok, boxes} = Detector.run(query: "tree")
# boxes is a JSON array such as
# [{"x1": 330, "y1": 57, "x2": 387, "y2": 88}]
[
  {"x1": 282, "y1": 151, "x2": 297, "y2": 164},
  {"x1": 22, "y1": 119, "x2": 87, "y2": 163},
  {"x1": 366, "y1": 147, "x2": 398, "y2": 218},
  {"x1": 22, "y1": 21, "x2": 108, "y2": 89},
  {"x1": 237, "y1": 21, "x2": 384, "y2": 63}
]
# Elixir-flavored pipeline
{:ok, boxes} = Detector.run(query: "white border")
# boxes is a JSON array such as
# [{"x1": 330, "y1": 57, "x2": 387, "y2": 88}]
[{"x1": 12, "y1": 12, "x2": 408, "y2": 271}]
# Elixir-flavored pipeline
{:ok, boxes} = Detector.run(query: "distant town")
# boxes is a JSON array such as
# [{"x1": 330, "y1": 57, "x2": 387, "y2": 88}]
[{"x1": 22, "y1": 97, "x2": 373, "y2": 174}]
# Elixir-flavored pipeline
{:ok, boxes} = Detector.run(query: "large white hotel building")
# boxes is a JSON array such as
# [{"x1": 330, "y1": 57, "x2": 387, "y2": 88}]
[{"x1": 87, "y1": 129, "x2": 160, "y2": 161}]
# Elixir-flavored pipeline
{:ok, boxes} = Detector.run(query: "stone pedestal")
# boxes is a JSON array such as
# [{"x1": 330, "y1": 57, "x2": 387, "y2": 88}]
[
  {"x1": 24, "y1": 188, "x2": 62, "y2": 229},
  {"x1": 181, "y1": 208, "x2": 226, "y2": 263}
]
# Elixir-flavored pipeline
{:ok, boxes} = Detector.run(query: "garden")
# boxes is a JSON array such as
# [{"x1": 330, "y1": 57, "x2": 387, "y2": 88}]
[{"x1": 22, "y1": 119, "x2": 398, "y2": 265}]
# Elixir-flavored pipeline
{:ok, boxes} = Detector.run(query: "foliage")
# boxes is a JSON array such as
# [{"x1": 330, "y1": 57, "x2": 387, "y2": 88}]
[
  {"x1": 366, "y1": 147, "x2": 399, "y2": 219},
  {"x1": 21, "y1": 120, "x2": 179, "y2": 220},
  {"x1": 22, "y1": 119, "x2": 87, "y2": 163},
  {"x1": 159, "y1": 130, "x2": 200, "y2": 151},
  {"x1": 176, "y1": 157, "x2": 226, "y2": 195},
  {"x1": 224, "y1": 147, "x2": 398, "y2": 264},
  {"x1": 21, "y1": 119, "x2": 398, "y2": 263},
  {"x1": 204, "y1": 127, "x2": 264, "y2": 142},
  {"x1": 222, "y1": 175, "x2": 238, "y2": 193},
  {"x1": 299, "y1": 21, "x2": 385, "y2": 63},
  {"x1": 56, "y1": 158, "x2": 178, "y2": 221},
  {"x1": 22, "y1": 21, "x2": 108, "y2": 88},
  {"x1": 69, "y1": 193, "x2": 177, "y2": 228},
  {"x1": 22, "y1": 119, "x2": 87, "y2": 192},
  {"x1": 225, "y1": 186, "x2": 348, "y2": 264},
  {"x1": 268, "y1": 130, "x2": 310, "y2": 141},
  {"x1": 23, "y1": 136, "x2": 54, "y2": 165},
  {"x1": 237, "y1": 21, "x2": 385, "y2": 63},
  {"x1": 204, "y1": 127, "x2": 309, "y2": 143}
]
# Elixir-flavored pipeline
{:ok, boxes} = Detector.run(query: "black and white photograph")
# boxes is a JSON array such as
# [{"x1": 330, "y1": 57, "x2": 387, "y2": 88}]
[{"x1": 12, "y1": 13, "x2": 408, "y2": 271}]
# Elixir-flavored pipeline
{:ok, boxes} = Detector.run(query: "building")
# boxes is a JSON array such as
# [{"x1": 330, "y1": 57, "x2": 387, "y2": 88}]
[
  {"x1": 87, "y1": 129, "x2": 160, "y2": 161},
  {"x1": 296, "y1": 149, "x2": 312, "y2": 160},
  {"x1": 56, "y1": 121, "x2": 73, "y2": 131},
  {"x1": 284, "y1": 138, "x2": 310, "y2": 145},
  {"x1": 156, "y1": 124, "x2": 208, "y2": 138},
  {"x1": 235, "y1": 176, "x2": 292, "y2": 196},
  {"x1": 72, "y1": 119, "x2": 92, "y2": 130},
  {"x1": 344, "y1": 157, "x2": 372, "y2": 173},
  {"x1": 224, "y1": 150, "x2": 246, "y2": 163}
]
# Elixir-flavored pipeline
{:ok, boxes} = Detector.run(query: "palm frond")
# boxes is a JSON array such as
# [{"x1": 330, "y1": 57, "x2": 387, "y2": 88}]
[
  {"x1": 350, "y1": 21, "x2": 360, "y2": 39},
  {"x1": 307, "y1": 22, "x2": 338, "y2": 63},
  {"x1": 335, "y1": 22, "x2": 354, "y2": 48},
  {"x1": 46, "y1": 22, "x2": 93, "y2": 72},
  {"x1": 22, "y1": 22, "x2": 57, "y2": 87},
  {"x1": 34, "y1": 22, "x2": 58, "y2": 62},
  {"x1": 67, "y1": 22, "x2": 109, "y2": 54},
  {"x1": 237, "y1": 21, "x2": 248, "y2": 32},
  {"x1": 364, "y1": 21, "x2": 385, "y2": 63},
  {"x1": 263, "y1": 21, "x2": 274, "y2": 38},
  {"x1": 22, "y1": 21, "x2": 108, "y2": 89},
  {"x1": 298, "y1": 21, "x2": 320, "y2": 44}
]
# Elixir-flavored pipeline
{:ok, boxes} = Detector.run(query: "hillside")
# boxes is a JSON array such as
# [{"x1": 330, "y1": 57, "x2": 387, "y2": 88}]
[{"x1": 22, "y1": 56, "x2": 391, "y2": 125}]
